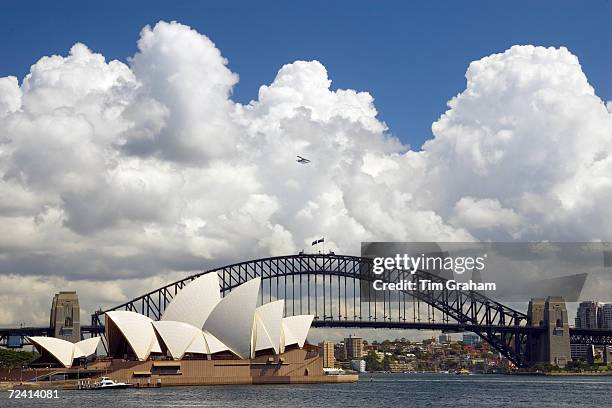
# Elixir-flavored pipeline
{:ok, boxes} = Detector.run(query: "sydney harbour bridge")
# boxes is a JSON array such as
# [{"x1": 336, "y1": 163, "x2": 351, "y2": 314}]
[{"x1": 3, "y1": 253, "x2": 612, "y2": 368}]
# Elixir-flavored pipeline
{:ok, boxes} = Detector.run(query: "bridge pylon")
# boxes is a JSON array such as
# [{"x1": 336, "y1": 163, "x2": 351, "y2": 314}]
[{"x1": 527, "y1": 297, "x2": 571, "y2": 368}]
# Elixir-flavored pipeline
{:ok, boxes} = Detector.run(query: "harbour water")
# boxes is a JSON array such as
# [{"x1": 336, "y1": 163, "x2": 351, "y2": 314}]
[{"x1": 4, "y1": 373, "x2": 612, "y2": 407}]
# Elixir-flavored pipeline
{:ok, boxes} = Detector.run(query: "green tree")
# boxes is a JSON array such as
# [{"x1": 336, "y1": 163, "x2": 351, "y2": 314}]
[
  {"x1": 365, "y1": 351, "x2": 382, "y2": 372},
  {"x1": 0, "y1": 348, "x2": 38, "y2": 371},
  {"x1": 382, "y1": 353, "x2": 397, "y2": 371}
]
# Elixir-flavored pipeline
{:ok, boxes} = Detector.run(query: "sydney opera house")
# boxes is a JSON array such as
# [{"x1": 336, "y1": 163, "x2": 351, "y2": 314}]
[{"x1": 24, "y1": 275, "x2": 354, "y2": 386}]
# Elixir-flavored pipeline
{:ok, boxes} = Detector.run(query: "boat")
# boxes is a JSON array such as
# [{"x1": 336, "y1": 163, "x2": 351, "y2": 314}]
[
  {"x1": 455, "y1": 368, "x2": 471, "y2": 375},
  {"x1": 92, "y1": 377, "x2": 132, "y2": 389}
]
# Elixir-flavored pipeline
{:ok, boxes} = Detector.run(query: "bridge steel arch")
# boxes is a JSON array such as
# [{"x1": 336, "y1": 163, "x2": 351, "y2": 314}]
[{"x1": 92, "y1": 254, "x2": 537, "y2": 367}]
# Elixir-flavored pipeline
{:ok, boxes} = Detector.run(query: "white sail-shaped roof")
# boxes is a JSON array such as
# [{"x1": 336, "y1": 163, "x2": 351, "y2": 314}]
[
  {"x1": 105, "y1": 311, "x2": 161, "y2": 361},
  {"x1": 202, "y1": 330, "x2": 230, "y2": 354},
  {"x1": 183, "y1": 330, "x2": 230, "y2": 355},
  {"x1": 150, "y1": 338, "x2": 162, "y2": 354},
  {"x1": 253, "y1": 318, "x2": 274, "y2": 358},
  {"x1": 184, "y1": 332, "x2": 209, "y2": 354},
  {"x1": 73, "y1": 337, "x2": 101, "y2": 359},
  {"x1": 27, "y1": 336, "x2": 101, "y2": 367},
  {"x1": 152, "y1": 321, "x2": 201, "y2": 360},
  {"x1": 27, "y1": 336, "x2": 75, "y2": 368},
  {"x1": 253, "y1": 300, "x2": 284, "y2": 356},
  {"x1": 281, "y1": 315, "x2": 314, "y2": 351},
  {"x1": 161, "y1": 273, "x2": 221, "y2": 329},
  {"x1": 203, "y1": 277, "x2": 260, "y2": 359}
]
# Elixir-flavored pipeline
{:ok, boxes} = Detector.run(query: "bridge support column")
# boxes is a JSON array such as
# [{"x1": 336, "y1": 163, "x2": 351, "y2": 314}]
[{"x1": 527, "y1": 297, "x2": 571, "y2": 368}]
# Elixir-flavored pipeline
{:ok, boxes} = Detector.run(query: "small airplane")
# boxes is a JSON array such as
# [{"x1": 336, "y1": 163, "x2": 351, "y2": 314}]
[{"x1": 296, "y1": 155, "x2": 311, "y2": 164}]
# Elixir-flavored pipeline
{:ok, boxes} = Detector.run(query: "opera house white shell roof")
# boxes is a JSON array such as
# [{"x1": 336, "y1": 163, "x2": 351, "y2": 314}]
[
  {"x1": 151, "y1": 321, "x2": 231, "y2": 359},
  {"x1": 281, "y1": 315, "x2": 315, "y2": 351},
  {"x1": 160, "y1": 273, "x2": 221, "y2": 328},
  {"x1": 27, "y1": 336, "x2": 101, "y2": 368},
  {"x1": 105, "y1": 310, "x2": 162, "y2": 361},
  {"x1": 104, "y1": 274, "x2": 314, "y2": 361},
  {"x1": 253, "y1": 300, "x2": 284, "y2": 356},
  {"x1": 203, "y1": 277, "x2": 261, "y2": 359}
]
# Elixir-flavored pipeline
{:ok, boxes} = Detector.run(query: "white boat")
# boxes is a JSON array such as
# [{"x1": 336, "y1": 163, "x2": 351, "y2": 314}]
[
  {"x1": 92, "y1": 377, "x2": 132, "y2": 389},
  {"x1": 323, "y1": 367, "x2": 345, "y2": 375}
]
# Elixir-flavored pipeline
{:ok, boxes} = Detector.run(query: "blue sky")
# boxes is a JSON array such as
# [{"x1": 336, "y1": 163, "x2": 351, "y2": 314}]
[{"x1": 1, "y1": 0, "x2": 610, "y2": 148}]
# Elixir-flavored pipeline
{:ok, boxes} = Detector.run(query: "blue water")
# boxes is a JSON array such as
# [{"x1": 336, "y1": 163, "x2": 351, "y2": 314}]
[{"x1": 3, "y1": 373, "x2": 612, "y2": 407}]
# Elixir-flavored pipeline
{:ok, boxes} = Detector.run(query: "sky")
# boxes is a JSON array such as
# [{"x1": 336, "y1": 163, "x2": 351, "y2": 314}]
[
  {"x1": 0, "y1": 0, "x2": 610, "y2": 148},
  {"x1": 0, "y1": 2, "x2": 611, "y2": 340}
]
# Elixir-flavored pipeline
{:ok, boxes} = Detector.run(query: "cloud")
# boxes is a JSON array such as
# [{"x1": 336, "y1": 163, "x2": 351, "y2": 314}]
[
  {"x1": 450, "y1": 197, "x2": 521, "y2": 232},
  {"x1": 0, "y1": 22, "x2": 611, "y2": 324},
  {"x1": 0, "y1": 76, "x2": 21, "y2": 117},
  {"x1": 422, "y1": 45, "x2": 612, "y2": 240}
]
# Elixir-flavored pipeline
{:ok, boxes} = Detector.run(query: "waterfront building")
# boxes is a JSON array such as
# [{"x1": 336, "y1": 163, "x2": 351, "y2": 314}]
[
  {"x1": 20, "y1": 274, "x2": 358, "y2": 387},
  {"x1": 319, "y1": 340, "x2": 335, "y2": 368},
  {"x1": 344, "y1": 335, "x2": 364, "y2": 360},
  {"x1": 30, "y1": 275, "x2": 315, "y2": 368},
  {"x1": 103, "y1": 275, "x2": 314, "y2": 361},
  {"x1": 350, "y1": 359, "x2": 366, "y2": 373}
]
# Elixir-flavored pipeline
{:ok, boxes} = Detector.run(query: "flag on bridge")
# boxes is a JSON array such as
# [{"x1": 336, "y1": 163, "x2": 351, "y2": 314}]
[{"x1": 311, "y1": 237, "x2": 324, "y2": 246}]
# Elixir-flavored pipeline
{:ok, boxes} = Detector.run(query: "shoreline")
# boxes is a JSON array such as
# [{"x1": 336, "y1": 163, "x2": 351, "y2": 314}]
[{"x1": 364, "y1": 371, "x2": 612, "y2": 377}]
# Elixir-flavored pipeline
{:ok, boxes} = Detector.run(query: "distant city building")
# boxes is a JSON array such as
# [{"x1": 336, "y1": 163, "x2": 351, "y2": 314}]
[
  {"x1": 318, "y1": 340, "x2": 336, "y2": 368},
  {"x1": 334, "y1": 341, "x2": 347, "y2": 361},
  {"x1": 575, "y1": 301, "x2": 600, "y2": 329},
  {"x1": 344, "y1": 335, "x2": 364, "y2": 360},
  {"x1": 50, "y1": 291, "x2": 80, "y2": 343},
  {"x1": 601, "y1": 304, "x2": 612, "y2": 329},
  {"x1": 350, "y1": 359, "x2": 366, "y2": 373},
  {"x1": 462, "y1": 333, "x2": 481, "y2": 346},
  {"x1": 572, "y1": 301, "x2": 612, "y2": 359},
  {"x1": 571, "y1": 343, "x2": 591, "y2": 360},
  {"x1": 438, "y1": 334, "x2": 452, "y2": 343}
]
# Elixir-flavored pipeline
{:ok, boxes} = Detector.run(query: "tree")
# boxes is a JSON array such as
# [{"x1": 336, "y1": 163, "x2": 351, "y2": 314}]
[
  {"x1": 382, "y1": 353, "x2": 397, "y2": 371},
  {"x1": 365, "y1": 351, "x2": 382, "y2": 372},
  {"x1": 0, "y1": 348, "x2": 38, "y2": 371}
]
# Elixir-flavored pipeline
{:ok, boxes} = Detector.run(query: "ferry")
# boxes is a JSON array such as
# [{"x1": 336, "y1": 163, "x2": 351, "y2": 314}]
[{"x1": 92, "y1": 377, "x2": 132, "y2": 389}]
